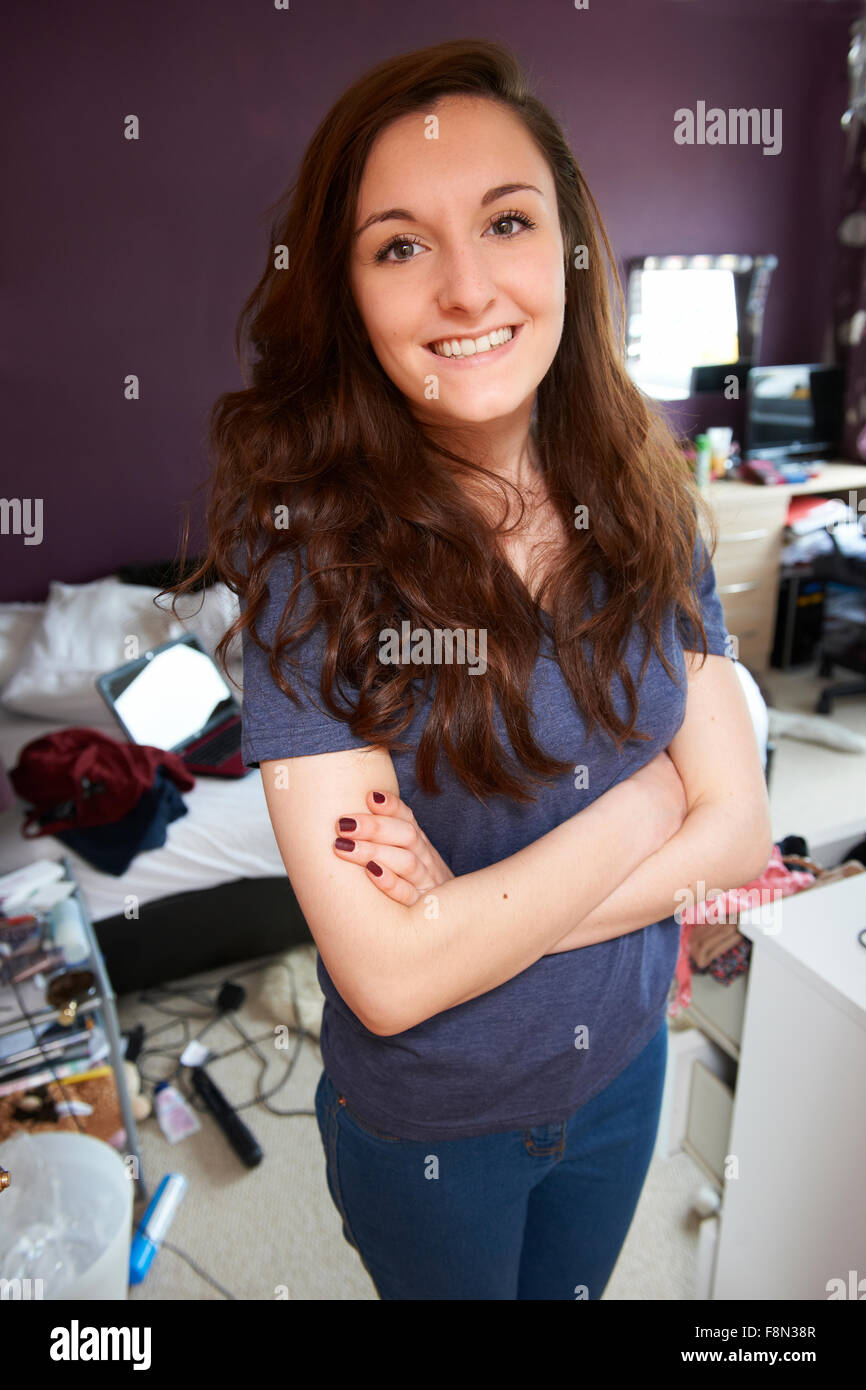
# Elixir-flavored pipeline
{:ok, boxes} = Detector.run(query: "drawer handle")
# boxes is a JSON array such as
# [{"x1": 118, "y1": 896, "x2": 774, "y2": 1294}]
[
  {"x1": 718, "y1": 528, "x2": 771, "y2": 542},
  {"x1": 718, "y1": 580, "x2": 761, "y2": 594}
]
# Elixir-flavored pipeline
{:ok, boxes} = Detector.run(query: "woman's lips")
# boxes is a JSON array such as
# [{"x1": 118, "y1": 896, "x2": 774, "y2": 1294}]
[{"x1": 423, "y1": 323, "x2": 523, "y2": 367}]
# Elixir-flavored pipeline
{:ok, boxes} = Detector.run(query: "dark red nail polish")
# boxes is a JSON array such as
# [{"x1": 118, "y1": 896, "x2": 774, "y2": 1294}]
[
  {"x1": 372, "y1": 792, "x2": 386, "y2": 804},
  {"x1": 334, "y1": 837, "x2": 355, "y2": 851},
  {"x1": 366, "y1": 861, "x2": 382, "y2": 876},
  {"x1": 338, "y1": 817, "x2": 356, "y2": 832}
]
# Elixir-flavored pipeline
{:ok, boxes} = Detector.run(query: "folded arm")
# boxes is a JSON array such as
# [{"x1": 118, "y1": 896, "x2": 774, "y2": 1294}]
[
  {"x1": 260, "y1": 742, "x2": 679, "y2": 1039},
  {"x1": 545, "y1": 653, "x2": 774, "y2": 954}
]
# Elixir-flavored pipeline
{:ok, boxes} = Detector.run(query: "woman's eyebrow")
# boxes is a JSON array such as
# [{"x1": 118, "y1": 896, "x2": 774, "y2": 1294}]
[{"x1": 353, "y1": 183, "x2": 545, "y2": 240}]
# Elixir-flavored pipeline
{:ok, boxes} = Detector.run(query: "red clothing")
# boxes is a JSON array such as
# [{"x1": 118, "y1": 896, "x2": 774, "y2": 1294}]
[{"x1": 669, "y1": 844, "x2": 815, "y2": 1014}]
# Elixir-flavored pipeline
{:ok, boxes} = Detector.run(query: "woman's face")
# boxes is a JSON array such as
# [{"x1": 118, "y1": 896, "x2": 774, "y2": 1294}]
[{"x1": 349, "y1": 95, "x2": 567, "y2": 429}]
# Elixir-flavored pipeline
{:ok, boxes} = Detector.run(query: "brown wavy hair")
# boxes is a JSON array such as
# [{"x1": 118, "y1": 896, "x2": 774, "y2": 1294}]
[{"x1": 163, "y1": 37, "x2": 719, "y2": 804}]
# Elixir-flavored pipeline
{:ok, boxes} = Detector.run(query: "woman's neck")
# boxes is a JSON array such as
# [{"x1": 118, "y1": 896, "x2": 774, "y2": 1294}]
[{"x1": 451, "y1": 429, "x2": 546, "y2": 527}]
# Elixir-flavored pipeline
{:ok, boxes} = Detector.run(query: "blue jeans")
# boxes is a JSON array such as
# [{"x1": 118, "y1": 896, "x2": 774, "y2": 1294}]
[{"x1": 314, "y1": 1017, "x2": 668, "y2": 1300}]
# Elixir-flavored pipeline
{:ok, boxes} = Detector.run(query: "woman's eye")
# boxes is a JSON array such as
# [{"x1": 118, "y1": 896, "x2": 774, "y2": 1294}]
[
  {"x1": 487, "y1": 211, "x2": 536, "y2": 237},
  {"x1": 375, "y1": 237, "x2": 425, "y2": 264},
  {"x1": 490, "y1": 217, "x2": 521, "y2": 236},
  {"x1": 373, "y1": 212, "x2": 535, "y2": 264}
]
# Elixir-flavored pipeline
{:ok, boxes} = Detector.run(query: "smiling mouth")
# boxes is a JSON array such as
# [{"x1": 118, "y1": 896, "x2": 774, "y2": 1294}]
[{"x1": 426, "y1": 324, "x2": 520, "y2": 358}]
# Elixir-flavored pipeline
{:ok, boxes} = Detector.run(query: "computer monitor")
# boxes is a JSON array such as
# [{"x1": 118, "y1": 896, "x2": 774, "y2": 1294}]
[{"x1": 743, "y1": 364, "x2": 845, "y2": 461}]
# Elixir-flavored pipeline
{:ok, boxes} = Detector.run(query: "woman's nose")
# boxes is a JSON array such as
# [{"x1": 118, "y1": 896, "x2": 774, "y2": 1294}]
[{"x1": 433, "y1": 246, "x2": 498, "y2": 313}]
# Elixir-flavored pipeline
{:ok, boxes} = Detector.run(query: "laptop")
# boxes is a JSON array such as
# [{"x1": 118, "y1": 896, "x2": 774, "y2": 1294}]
[{"x1": 96, "y1": 633, "x2": 249, "y2": 778}]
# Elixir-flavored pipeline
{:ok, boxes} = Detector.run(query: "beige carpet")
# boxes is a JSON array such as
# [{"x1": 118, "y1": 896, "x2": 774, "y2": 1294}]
[
  {"x1": 761, "y1": 666, "x2": 866, "y2": 846},
  {"x1": 119, "y1": 974, "x2": 710, "y2": 1302},
  {"x1": 118, "y1": 663, "x2": 865, "y2": 1301}
]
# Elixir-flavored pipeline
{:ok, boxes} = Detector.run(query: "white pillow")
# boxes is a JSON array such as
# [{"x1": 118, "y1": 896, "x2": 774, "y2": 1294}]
[
  {"x1": 0, "y1": 578, "x2": 180, "y2": 723},
  {"x1": 0, "y1": 602, "x2": 44, "y2": 694},
  {"x1": 0, "y1": 577, "x2": 242, "y2": 723}
]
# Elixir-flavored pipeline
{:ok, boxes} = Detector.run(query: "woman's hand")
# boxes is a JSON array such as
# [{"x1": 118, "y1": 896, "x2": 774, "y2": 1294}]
[{"x1": 331, "y1": 789, "x2": 455, "y2": 906}]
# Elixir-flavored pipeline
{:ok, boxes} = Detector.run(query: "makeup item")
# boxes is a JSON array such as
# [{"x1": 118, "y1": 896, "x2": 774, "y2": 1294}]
[
  {"x1": 0, "y1": 1041, "x2": 92, "y2": 1085},
  {"x1": 153, "y1": 1081, "x2": 201, "y2": 1143},
  {"x1": 189, "y1": 1065, "x2": 263, "y2": 1167},
  {"x1": 0, "y1": 1019, "x2": 93, "y2": 1073},
  {"x1": 48, "y1": 897, "x2": 90, "y2": 965},
  {"x1": 129, "y1": 1174, "x2": 188, "y2": 1284},
  {"x1": 0, "y1": 914, "x2": 44, "y2": 944},
  {"x1": 44, "y1": 967, "x2": 97, "y2": 1025},
  {"x1": 0, "y1": 924, "x2": 46, "y2": 959},
  {"x1": 1, "y1": 947, "x2": 65, "y2": 985}
]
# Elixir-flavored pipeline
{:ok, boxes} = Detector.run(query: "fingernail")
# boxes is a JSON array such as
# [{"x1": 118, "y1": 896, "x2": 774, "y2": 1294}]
[
  {"x1": 372, "y1": 792, "x2": 386, "y2": 804},
  {"x1": 338, "y1": 818, "x2": 356, "y2": 831},
  {"x1": 366, "y1": 861, "x2": 383, "y2": 877},
  {"x1": 334, "y1": 838, "x2": 355, "y2": 851}
]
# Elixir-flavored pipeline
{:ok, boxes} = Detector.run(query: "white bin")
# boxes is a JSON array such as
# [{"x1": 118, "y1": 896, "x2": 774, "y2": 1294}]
[{"x1": 0, "y1": 1130, "x2": 133, "y2": 1299}]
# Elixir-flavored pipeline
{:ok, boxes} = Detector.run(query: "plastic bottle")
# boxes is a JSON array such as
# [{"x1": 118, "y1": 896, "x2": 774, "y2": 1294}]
[
  {"x1": 48, "y1": 898, "x2": 90, "y2": 965},
  {"x1": 694, "y1": 434, "x2": 712, "y2": 490},
  {"x1": 129, "y1": 1173, "x2": 188, "y2": 1284},
  {"x1": 153, "y1": 1081, "x2": 201, "y2": 1143}
]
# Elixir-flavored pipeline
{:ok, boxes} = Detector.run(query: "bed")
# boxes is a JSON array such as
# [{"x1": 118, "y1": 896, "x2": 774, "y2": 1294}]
[{"x1": 0, "y1": 567, "x2": 312, "y2": 995}]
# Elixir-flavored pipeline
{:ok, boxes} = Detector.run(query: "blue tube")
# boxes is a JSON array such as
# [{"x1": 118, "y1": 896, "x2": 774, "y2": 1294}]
[{"x1": 129, "y1": 1174, "x2": 188, "y2": 1285}]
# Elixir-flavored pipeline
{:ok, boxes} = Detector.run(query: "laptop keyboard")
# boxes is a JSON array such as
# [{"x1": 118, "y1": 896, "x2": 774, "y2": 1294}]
[{"x1": 185, "y1": 723, "x2": 240, "y2": 766}]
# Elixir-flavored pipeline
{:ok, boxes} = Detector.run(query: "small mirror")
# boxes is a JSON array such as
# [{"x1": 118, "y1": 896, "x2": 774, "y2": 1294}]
[{"x1": 624, "y1": 253, "x2": 777, "y2": 400}]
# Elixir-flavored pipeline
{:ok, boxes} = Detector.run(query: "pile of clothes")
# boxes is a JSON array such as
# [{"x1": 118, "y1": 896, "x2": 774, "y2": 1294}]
[
  {"x1": 9, "y1": 727, "x2": 195, "y2": 876},
  {"x1": 670, "y1": 835, "x2": 866, "y2": 1014}
]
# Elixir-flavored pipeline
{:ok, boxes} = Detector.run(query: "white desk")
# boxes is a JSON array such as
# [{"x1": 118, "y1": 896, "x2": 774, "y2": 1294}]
[{"x1": 673, "y1": 824, "x2": 866, "y2": 1300}]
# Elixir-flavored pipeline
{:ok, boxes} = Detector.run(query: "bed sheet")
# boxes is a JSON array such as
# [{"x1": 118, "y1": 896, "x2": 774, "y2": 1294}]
[{"x1": 0, "y1": 708, "x2": 285, "y2": 922}]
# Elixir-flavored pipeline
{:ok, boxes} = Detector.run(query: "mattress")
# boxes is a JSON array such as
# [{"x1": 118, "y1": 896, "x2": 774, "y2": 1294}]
[{"x1": 0, "y1": 707, "x2": 285, "y2": 922}]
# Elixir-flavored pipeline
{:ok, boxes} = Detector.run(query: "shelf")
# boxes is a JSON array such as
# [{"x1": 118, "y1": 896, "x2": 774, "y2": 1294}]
[{"x1": 0, "y1": 855, "x2": 146, "y2": 1203}]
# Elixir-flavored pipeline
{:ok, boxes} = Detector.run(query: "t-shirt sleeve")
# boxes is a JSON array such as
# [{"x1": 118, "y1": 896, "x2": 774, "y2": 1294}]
[
  {"x1": 676, "y1": 531, "x2": 732, "y2": 658},
  {"x1": 239, "y1": 549, "x2": 374, "y2": 769}
]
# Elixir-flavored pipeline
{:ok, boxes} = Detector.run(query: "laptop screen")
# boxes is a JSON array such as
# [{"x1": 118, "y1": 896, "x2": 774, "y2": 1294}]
[{"x1": 105, "y1": 639, "x2": 237, "y2": 751}]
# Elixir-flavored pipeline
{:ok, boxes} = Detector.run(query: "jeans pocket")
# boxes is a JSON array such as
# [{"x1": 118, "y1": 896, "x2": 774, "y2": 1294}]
[{"x1": 337, "y1": 1094, "x2": 404, "y2": 1145}]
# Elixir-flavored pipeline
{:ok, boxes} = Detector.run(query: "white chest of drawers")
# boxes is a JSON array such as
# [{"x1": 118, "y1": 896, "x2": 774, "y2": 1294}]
[{"x1": 674, "y1": 819, "x2": 866, "y2": 1300}]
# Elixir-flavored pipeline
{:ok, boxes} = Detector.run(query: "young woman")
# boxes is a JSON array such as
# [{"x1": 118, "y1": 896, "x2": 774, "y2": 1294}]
[{"x1": 168, "y1": 38, "x2": 772, "y2": 1300}]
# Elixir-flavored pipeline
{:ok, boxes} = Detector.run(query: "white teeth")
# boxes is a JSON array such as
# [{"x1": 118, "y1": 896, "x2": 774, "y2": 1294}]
[{"x1": 430, "y1": 326, "x2": 514, "y2": 357}]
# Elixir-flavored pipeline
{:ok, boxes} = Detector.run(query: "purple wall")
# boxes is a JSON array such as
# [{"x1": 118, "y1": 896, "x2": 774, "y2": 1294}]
[{"x1": 3, "y1": 0, "x2": 859, "y2": 601}]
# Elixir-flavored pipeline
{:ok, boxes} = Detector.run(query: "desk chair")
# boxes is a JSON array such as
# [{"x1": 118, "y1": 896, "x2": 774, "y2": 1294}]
[{"x1": 810, "y1": 536, "x2": 866, "y2": 714}]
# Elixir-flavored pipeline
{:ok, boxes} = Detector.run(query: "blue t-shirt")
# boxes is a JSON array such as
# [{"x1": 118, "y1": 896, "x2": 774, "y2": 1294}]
[{"x1": 240, "y1": 537, "x2": 732, "y2": 1140}]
